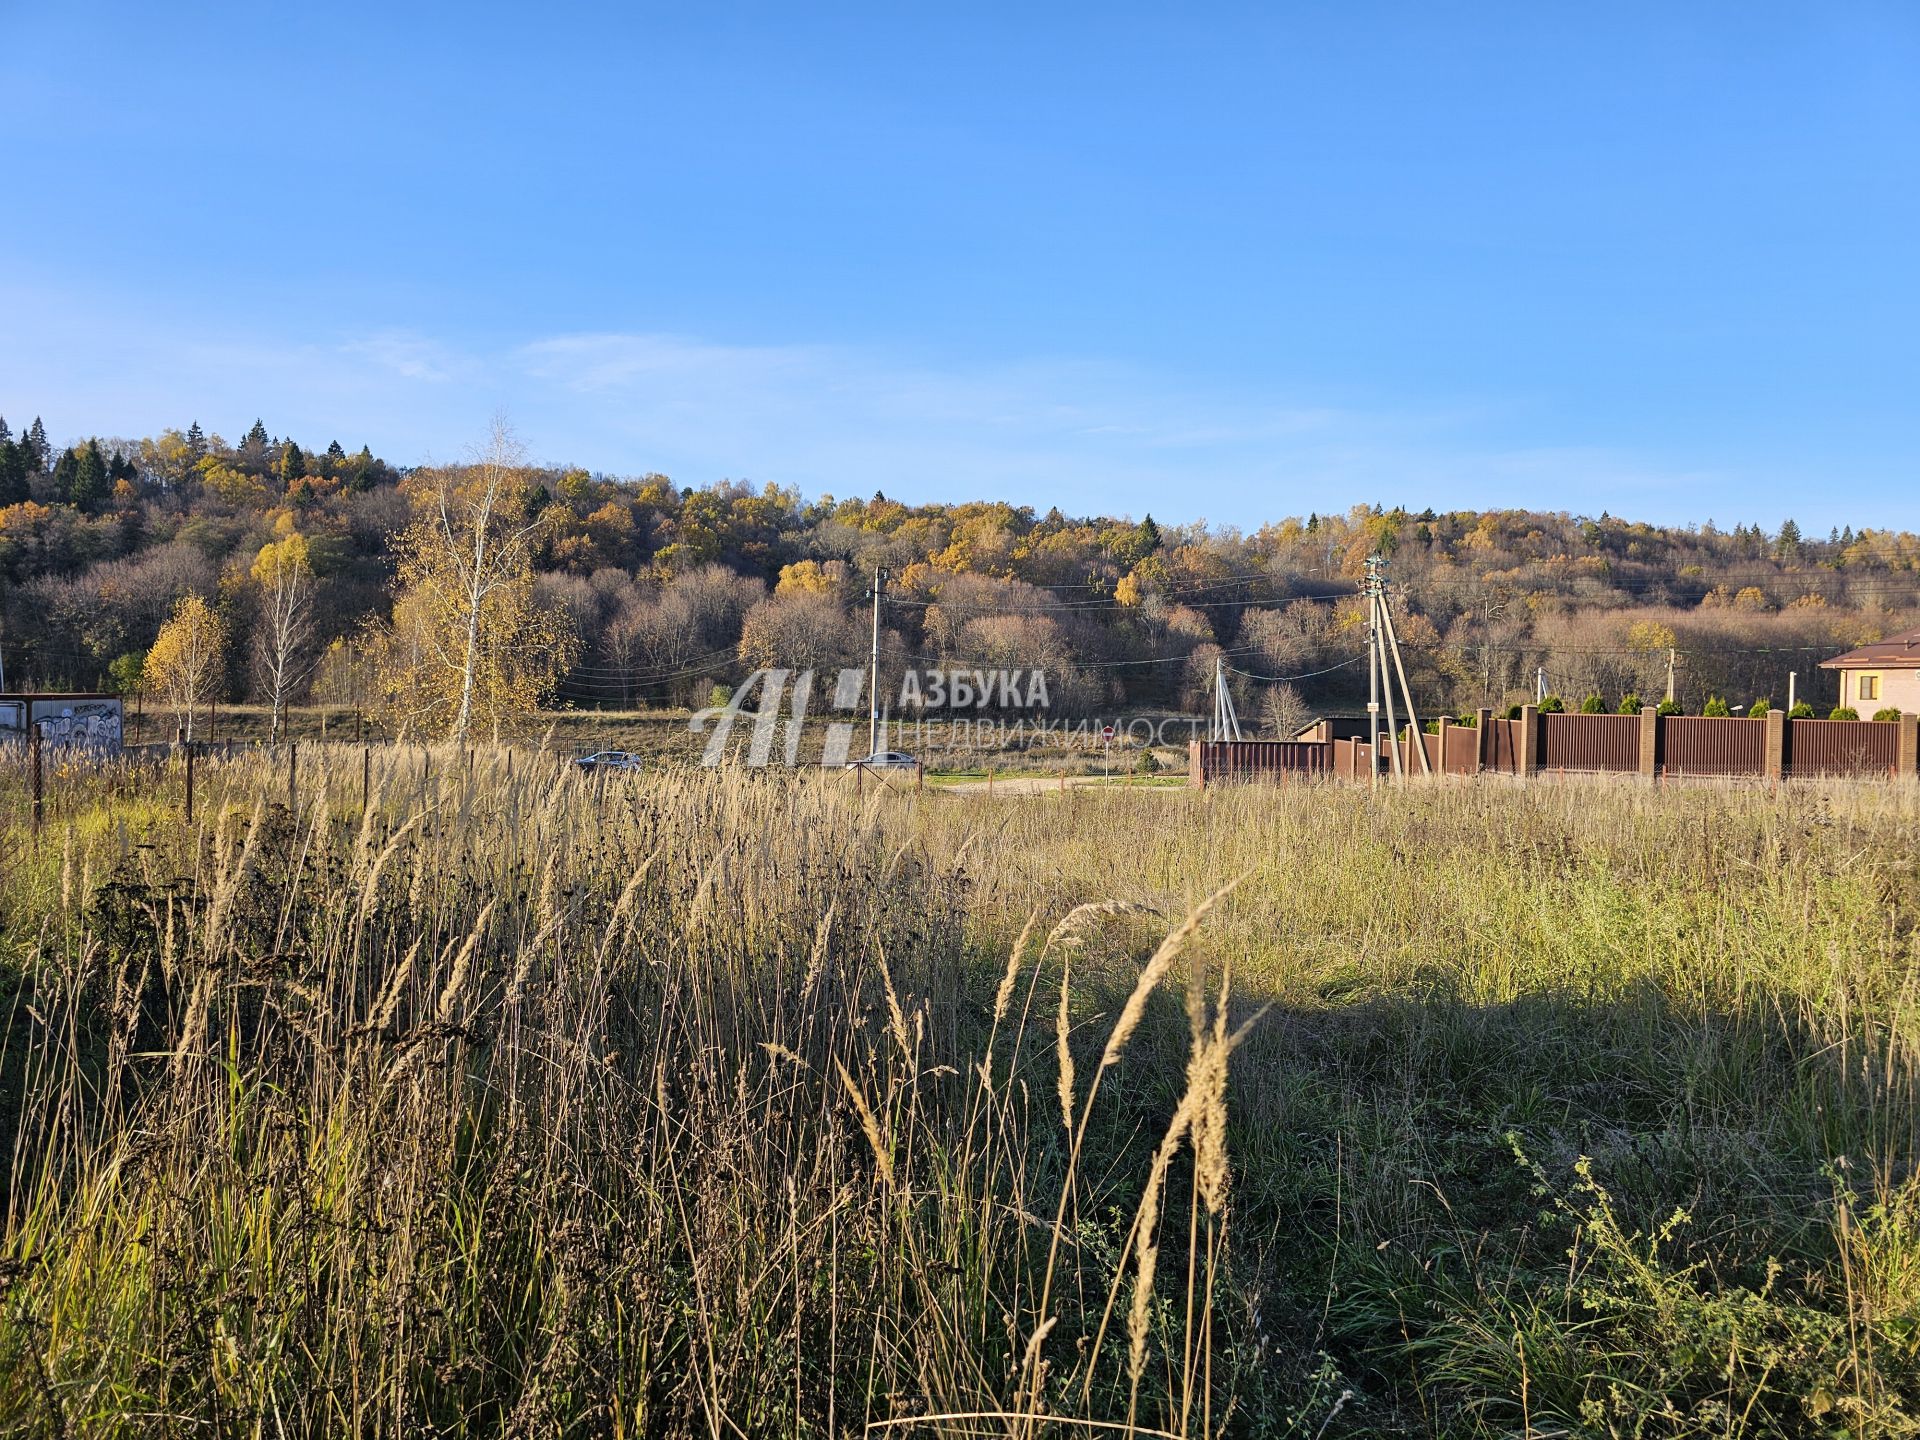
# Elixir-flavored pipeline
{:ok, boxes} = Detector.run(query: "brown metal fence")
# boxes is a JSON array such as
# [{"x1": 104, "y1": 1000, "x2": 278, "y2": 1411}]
[
  {"x1": 1485, "y1": 718, "x2": 1523, "y2": 773},
  {"x1": 1190, "y1": 740, "x2": 1331, "y2": 784},
  {"x1": 1789, "y1": 719, "x2": 1899, "y2": 778},
  {"x1": 1659, "y1": 716, "x2": 1766, "y2": 776},
  {"x1": 1330, "y1": 737, "x2": 1365, "y2": 780},
  {"x1": 1442, "y1": 727, "x2": 1481, "y2": 774},
  {"x1": 1540, "y1": 712, "x2": 1640, "y2": 773},
  {"x1": 1192, "y1": 712, "x2": 1916, "y2": 787}
]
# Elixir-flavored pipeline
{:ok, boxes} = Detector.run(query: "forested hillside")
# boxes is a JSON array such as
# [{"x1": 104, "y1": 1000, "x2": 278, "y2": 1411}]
[{"x1": 3, "y1": 411, "x2": 1915, "y2": 728}]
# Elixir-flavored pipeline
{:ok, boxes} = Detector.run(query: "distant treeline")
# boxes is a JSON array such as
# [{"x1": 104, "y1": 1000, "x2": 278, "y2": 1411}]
[{"x1": 1, "y1": 411, "x2": 1913, "y2": 726}]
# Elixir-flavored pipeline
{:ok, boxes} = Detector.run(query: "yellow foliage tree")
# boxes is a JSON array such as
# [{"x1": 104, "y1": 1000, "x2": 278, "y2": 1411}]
[
  {"x1": 250, "y1": 532, "x2": 314, "y2": 742},
  {"x1": 376, "y1": 420, "x2": 578, "y2": 741},
  {"x1": 146, "y1": 595, "x2": 227, "y2": 742}
]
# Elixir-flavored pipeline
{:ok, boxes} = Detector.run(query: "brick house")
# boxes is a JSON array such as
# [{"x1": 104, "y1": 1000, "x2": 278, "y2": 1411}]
[{"x1": 1820, "y1": 628, "x2": 1920, "y2": 713}]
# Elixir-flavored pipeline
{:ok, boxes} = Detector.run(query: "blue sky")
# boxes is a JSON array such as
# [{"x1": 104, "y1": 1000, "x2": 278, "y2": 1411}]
[{"x1": 3, "y1": 1, "x2": 1916, "y2": 531}]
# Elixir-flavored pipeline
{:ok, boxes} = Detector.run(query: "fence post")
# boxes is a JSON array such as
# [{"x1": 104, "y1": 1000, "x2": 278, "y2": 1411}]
[
  {"x1": 362, "y1": 744, "x2": 372, "y2": 820},
  {"x1": 1436, "y1": 716, "x2": 1452, "y2": 775},
  {"x1": 288, "y1": 740, "x2": 298, "y2": 812},
  {"x1": 184, "y1": 742, "x2": 196, "y2": 825},
  {"x1": 1900, "y1": 713, "x2": 1919, "y2": 781},
  {"x1": 29, "y1": 726, "x2": 43, "y2": 835},
  {"x1": 1517, "y1": 705, "x2": 1539, "y2": 777},
  {"x1": 1189, "y1": 739, "x2": 1204, "y2": 789},
  {"x1": 1472, "y1": 708, "x2": 1490, "y2": 773},
  {"x1": 1764, "y1": 708, "x2": 1787, "y2": 783},
  {"x1": 1639, "y1": 706, "x2": 1659, "y2": 781}
]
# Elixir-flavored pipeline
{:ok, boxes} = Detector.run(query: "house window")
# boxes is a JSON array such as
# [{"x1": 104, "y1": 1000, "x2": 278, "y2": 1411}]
[{"x1": 1859, "y1": 673, "x2": 1881, "y2": 702}]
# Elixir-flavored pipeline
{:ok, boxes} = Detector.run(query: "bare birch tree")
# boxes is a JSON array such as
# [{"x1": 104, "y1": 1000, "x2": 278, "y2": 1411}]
[{"x1": 250, "y1": 532, "x2": 314, "y2": 743}]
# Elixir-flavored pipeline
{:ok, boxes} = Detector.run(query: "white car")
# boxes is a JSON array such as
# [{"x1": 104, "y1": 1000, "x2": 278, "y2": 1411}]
[
  {"x1": 575, "y1": 750, "x2": 644, "y2": 773},
  {"x1": 848, "y1": 751, "x2": 918, "y2": 771}
]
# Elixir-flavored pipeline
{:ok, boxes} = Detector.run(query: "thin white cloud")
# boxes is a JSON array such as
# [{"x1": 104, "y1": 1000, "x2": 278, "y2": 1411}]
[{"x1": 0, "y1": 280, "x2": 1805, "y2": 528}]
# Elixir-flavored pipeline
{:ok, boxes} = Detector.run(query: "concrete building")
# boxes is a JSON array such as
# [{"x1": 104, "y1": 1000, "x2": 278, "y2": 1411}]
[{"x1": 1820, "y1": 628, "x2": 1920, "y2": 714}]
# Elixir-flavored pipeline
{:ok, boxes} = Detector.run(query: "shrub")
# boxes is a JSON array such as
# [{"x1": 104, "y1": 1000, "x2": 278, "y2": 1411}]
[
  {"x1": 1702, "y1": 695, "x2": 1731, "y2": 717},
  {"x1": 1789, "y1": 701, "x2": 1815, "y2": 718},
  {"x1": 708, "y1": 682, "x2": 732, "y2": 708},
  {"x1": 1874, "y1": 707, "x2": 1903, "y2": 723},
  {"x1": 1579, "y1": 694, "x2": 1605, "y2": 714},
  {"x1": 1830, "y1": 706, "x2": 1860, "y2": 721},
  {"x1": 1618, "y1": 693, "x2": 1643, "y2": 714},
  {"x1": 1539, "y1": 694, "x2": 1566, "y2": 714},
  {"x1": 1656, "y1": 698, "x2": 1682, "y2": 717},
  {"x1": 1135, "y1": 746, "x2": 1161, "y2": 773},
  {"x1": 1455, "y1": 711, "x2": 1478, "y2": 728},
  {"x1": 1504, "y1": 703, "x2": 1523, "y2": 720},
  {"x1": 1749, "y1": 698, "x2": 1771, "y2": 718}
]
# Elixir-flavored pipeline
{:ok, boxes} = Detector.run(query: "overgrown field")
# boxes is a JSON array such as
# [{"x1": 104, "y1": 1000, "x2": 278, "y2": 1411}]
[{"x1": 4, "y1": 752, "x2": 1920, "y2": 1437}]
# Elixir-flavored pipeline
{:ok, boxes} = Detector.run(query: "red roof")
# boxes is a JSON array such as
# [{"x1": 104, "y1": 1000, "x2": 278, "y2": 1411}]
[{"x1": 1820, "y1": 627, "x2": 1920, "y2": 670}]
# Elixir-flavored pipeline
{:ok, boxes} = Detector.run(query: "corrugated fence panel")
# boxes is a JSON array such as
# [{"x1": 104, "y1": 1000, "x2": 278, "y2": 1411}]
[
  {"x1": 1485, "y1": 718, "x2": 1523, "y2": 773},
  {"x1": 1662, "y1": 716, "x2": 1766, "y2": 777},
  {"x1": 1788, "y1": 719, "x2": 1899, "y2": 777},
  {"x1": 1443, "y1": 727, "x2": 1482, "y2": 774},
  {"x1": 1196, "y1": 740, "x2": 1331, "y2": 782},
  {"x1": 1541, "y1": 712, "x2": 1641, "y2": 773}
]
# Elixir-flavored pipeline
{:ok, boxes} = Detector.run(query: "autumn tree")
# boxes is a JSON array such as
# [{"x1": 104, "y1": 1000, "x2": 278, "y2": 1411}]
[
  {"x1": 250, "y1": 530, "x2": 315, "y2": 742},
  {"x1": 378, "y1": 420, "x2": 577, "y2": 741},
  {"x1": 146, "y1": 594, "x2": 226, "y2": 742}
]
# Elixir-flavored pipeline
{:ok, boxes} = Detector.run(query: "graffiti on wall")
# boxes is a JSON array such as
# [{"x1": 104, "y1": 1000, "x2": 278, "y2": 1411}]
[{"x1": 3, "y1": 698, "x2": 125, "y2": 753}]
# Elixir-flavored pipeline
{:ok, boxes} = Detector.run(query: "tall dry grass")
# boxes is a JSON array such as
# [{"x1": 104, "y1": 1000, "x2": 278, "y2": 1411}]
[
  {"x1": 0, "y1": 749, "x2": 1254, "y2": 1437},
  {"x1": 6, "y1": 752, "x2": 1920, "y2": 1434}
]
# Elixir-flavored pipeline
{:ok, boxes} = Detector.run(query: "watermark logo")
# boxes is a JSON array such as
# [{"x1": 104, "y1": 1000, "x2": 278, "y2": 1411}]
[{"x1": 691, "y1": 666, "x2": 1209, "y2": 768}]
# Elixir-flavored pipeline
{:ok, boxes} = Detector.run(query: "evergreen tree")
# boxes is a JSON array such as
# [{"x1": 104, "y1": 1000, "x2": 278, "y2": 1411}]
[
  {"x1": 25, "y1": 417, "x2": 48, "y2": 472},
  {"x1": 0, "y1": 441, "x2": 26, "y2": 506},
  {"x1": 347, "y1": 446, "x2": 376, "y2": 492},
  {"x1": 1776, "y1": 518, "x2": 1802, "y2": 560},
  {"x1": 279, "y1": 440, "x2": 306, "y2": 485},
  {"x1": 326, "y1": 438, "x2": 346, "y2": 466},
  {"x1": 241, "y1": 419, "x2": 270, "y2": 466},
  {"x1": 109, "y1": 449, "x2": 137, "y2": 487},
  {"x1": 186, "y1": 420, "x2": 207, "y2": 458},
  {"x1": 70, "y1": 439, "x2": 109, "y2": 511},
  {"x1": 50, "y1": 446, "x2": 79, "y2": 501},
  {"x1": 1135, "y1": 514, "x2": 1162, "y2": 553},
  {"x1": 0, "y1": 416, "x2": 10, "y2": 445}
]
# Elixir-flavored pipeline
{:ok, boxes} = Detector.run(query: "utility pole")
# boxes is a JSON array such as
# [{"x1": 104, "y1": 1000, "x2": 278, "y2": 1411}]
[
  {"x1": 1211, "y1": 654, "x2": 1242, "y2": 741},
  {"x1": 1365, "y1": 556, "x2": 1382, "y2": 790},
  {"x1": 1666, "y1": 647, "x2": 1676, "y2": 705},
  {"x1": 866, "y1": 567, "x2": 889, "y2": 759},
  {"x1": 1788, "y1": 671, "x2": 1796, "y2": 714},
  {"x1": 1364, "y1": 554, "x2": 1431, "y2": 783},
  {"x1": 1536, "y1": 667, "x2": 1547, "y2": 703}
]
